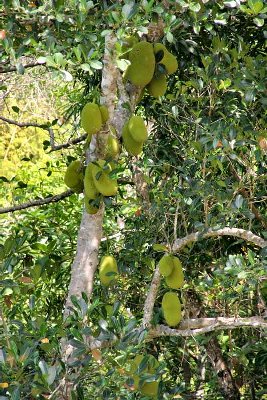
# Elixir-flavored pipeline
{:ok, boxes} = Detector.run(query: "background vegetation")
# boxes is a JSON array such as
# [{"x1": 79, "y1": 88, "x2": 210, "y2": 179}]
[{"x1": 0, "y1": 0, "x2": 266, "y2": 399}]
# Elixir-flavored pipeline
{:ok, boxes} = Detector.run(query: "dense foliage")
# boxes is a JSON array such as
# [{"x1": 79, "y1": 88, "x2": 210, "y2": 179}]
[{"x1": 0, "y1": 1, "x2": 266, "y2": 399}]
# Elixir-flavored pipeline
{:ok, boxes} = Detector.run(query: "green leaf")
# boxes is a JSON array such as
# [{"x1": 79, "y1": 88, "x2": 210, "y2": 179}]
[
  {"x1": 253, "y1": 17, "x2": 264, "y2": 26},
  {"x1": 189, "y1": 3, "x2": 201, "y2": 12},
  {"x1": 81, "y1": 63, "x2": 91, "y2": 71},
  {"x1": 166, "y1": 31, "x2": 174, "y2": 43},
  {"x1": 224, "y1": 1, "x2": 237, "y2": 7},
  {"x1": 12, "y1": 105, "x2": 20, "y2": 113},
  {"x1": 90, "y1": 60, "x2": 103, "y2": 70},
  {"x1": 122, "y1": 2, "x2": 136, "y2": 19},
  {"x1": 248, "y1": 0, "x2": 263, "y2": 14},
  {"x1": 153, "y1": 244, "x2": 168, "y2": 252}
]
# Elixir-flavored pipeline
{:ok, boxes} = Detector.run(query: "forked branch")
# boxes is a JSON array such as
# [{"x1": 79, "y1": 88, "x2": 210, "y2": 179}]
[{"x1": 142, "y1": 227, "x2": 267, "y2": 327}]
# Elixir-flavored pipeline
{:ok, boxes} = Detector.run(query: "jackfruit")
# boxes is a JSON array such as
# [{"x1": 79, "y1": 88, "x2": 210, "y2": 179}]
[
  {"x1": 99, "y1": 255, "x2": 118, "y2": 286},
  {"x1": 162, "y1": 292, "x2": 182, "y2": 327},
  {"x1": 147, "y1": 73, "x2": 167, "y2": 97},
  {"x1": 105, "y1": 133, "x2": 121, "y2": 159},
  {"x1": 121, "y1": 35, "x2": 139, "y2": 56},
  {"x1": 99, "y1": 105, "x2": 109, "y2": 124},
  {"x1": 84, "y1": 162, "x2": 99, "y2": 199},
  {"x1": 64, "y1": 160, "x2": 84, "y2": 193},
  {"x1": 154, "y1": 43, "x2": 178, "y2": 75},
  {"x1": 129, "y1": 354, "x2": 159, "y2": 398},
  {"x1": 128, "y1": 115, "x2": 148, "y2": 143},
  {"x1": 165, "y1": 257, "x2": 184, "y2": 289},
  {"x1": 81, "y1": 103, "x2": 102, "y2": 134},
  {"x1": 126, "y1": 41, "x2": 155, "y2": 86},
  {"x1": 141, "y1": 381, "x2": 159, "y2": 398},
  {"x1": 159, "y1": 254, "x2": 174, "y2": 277},
  {"x1": 91, "y1": 160, "x2": 118, "y2": 196},
  {"x1": 84, "y1": 194, "x2": 99, "y2": 215},
  {"x1": 122, "y1": 123, "x2": 143, "y2": 156}
]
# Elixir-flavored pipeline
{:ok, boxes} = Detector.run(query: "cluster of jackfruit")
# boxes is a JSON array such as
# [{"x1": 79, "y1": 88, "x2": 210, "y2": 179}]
[
  {"x1": 128, "y1": 354, "x2": 159, "y2": 398},
  {"x1": 159, "y1": 254, "x2": 184, "y2": 327},
  {"x1": 122, "y1": 115, "x2": 148, "y2": 156},
  {"x1": 64, "y1": 160, "x2": 84, "y2": 193},
  {"x1": 99, "y1": 255, "x2": 118, "y2": 286},
  {"x1": 124, "y1": 39, "x2": 178, "y2": 98},
  {"x1": 84, "y1": 159, "x2": 118, "y2": 214},
  {"x1": 81, "y1": 102, "x2": 109, "y2": 135}
]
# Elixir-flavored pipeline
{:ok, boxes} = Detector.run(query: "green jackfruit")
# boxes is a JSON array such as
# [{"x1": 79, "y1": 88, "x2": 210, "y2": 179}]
[
  {"x1": 91, "y1": 160, "x2": 118, "y2": 196},
  {"x1": 126, "y1": 41, "x2": 155, "y2": 86},
  {"x1": 99, "y1": 105, "x2": 109, "y2": 124},
  {"x1": 147, "y1": 73, "x2": 167, "y2": 97},
  {"x1": 84, "y1": 162, "x2": 99, "y2": 199},
  {"x1": 128, "y1": 115, "x2": 148, "y2": 143},
  {"x1": 162, "y1": 292, "x2": 182, "y2": 327},
  {"x1": 154, "y1": 43, "x2": 178, "y2": 75},
  {"x1": 105, "y1": 133, "x2": 121, "y2": 159},
  {"x1": 165, "y1": 257, "x2": 184, "y2": 289},
  {"x1": 64, "y1": 160, "x2": 84, "y2": 193},
  {"x1": 81, "y1": 103, "x2": 102, "y2": 134},
  {"x1": 141, "y1": 381, "x2": 159, "y2": 398},
  {"x1": 99, "y1": 255, "x2": 118, "y2": 286},
  {"x1": 159, "y1": 254, "x2": 174, "y2": 277},
  {"x1": 121, "y1": 35, "x2": 139, "y2": 56},
  {"x1": 122, "y1": 123, "x2": 143, "y2": 156},
  {"x1": 84, "y1": 194, "x2": 99, "y2": 215},
  {"x1": 129, "y1": 354, "x2": 159, "y2": 398}
]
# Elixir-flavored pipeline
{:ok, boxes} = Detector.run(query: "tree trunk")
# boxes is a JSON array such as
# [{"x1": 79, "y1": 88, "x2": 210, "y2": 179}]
[{"x1": 206, "y1": 337, "x2": 240, "y2": 400}]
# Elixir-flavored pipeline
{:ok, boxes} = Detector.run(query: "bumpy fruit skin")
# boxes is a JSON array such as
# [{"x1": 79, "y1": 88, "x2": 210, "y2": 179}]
[
  {"x1": 159, "y1": 254, "x2": 174, "y2": 277},
  {"x1": 84, "y1": 194, "x2": 99, "y2": 214},
  {"x1": 121, "y1": 35, "x2": 139, "y2": 57},
  {"x1": 64, "y1": 160, "x2": 84, "y2": 193},
  {"x1": 99, "y1": 255, "x2": 118, "y2": 286},
  {"x1": 141, "y1": 381, "x2": 159, "y2": 398},
  {"x1": 147, "y1": 73, "x2": 167, "y2": 97},
  {"x1": 105, "y1": 133, "x2": 121, "y2": 159},
  {"x1": 165, "y1": 257, "x2": 184, "y2": 289},
  {"x1": 81, "y1": 103, "x2": 102, "y2": 134},
  {"x1": 129, "y1": 354, "x2": 159, "y2": 398},
  {"x1": 126, "y1": 42, "x2": 155, "y2": 86},
  {"x1": 128, "y1": 115, "x2": 148, "y2": 143},
  {"x1": 154, "y1": 43, "x2": 178, "y2": 75},
  {"x1": 91, "y1": 160, "x2": 118, "y2": 196},
  {"x1": 84, "y1": 163, "x2": 99, "y2": 199},
  {"x1": 122, "y1": 123, "x2": 143, "y2": 156},
  {"x1": 162, "y1": 292, "x2": 182, "y2": 327},
  {"x1": 99, "y1": 105, "x2": 109, "y2": 124}
]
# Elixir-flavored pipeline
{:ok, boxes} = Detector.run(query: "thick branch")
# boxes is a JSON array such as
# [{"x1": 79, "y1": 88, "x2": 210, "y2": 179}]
[
  {"x1": 0, "y1": 190, "x2": 73, "y2": 214},
  {"x1": 173, "y1": 227, "x2": 267, "y2": 252},
  {"x1": 143, "y1": 227, "x2": 267, "y2": 328},
  {"x1": 83, "y1": 316, "x2": 267, "y2": 351},
  {"x1": 149, "y1": 316, "x2": 267, "y2": 338}
]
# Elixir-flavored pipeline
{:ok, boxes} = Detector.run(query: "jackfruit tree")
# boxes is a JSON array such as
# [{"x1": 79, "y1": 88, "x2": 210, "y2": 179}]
[{"x1": 0, "y1": 1, "x2": 267, "y2": 399}]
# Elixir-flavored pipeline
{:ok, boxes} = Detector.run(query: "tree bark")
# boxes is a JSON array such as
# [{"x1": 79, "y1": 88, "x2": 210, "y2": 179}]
[{"x1": 206, "y1": 337, "x2": 240, "y2": 400}]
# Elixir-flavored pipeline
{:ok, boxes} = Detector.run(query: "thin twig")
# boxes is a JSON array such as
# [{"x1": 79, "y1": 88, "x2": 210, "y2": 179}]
[
  {"x1": 0, "y1": 190, "x2": 73, "y2": 214},
  {"x1": 0, "y1": 115, "x2": 87, "y2": 151}
]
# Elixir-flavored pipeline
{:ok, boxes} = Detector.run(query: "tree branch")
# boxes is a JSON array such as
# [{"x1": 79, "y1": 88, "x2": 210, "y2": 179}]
[
  {"x1": 142, "y1": 227, "x2": 267, "y2": 328},
  {"x1": 0, "y1": 190, "x2": 73, "y2": 214},
  {"x1": 149, "y1": 316, "x2": 267, "y2": 338},
  {"x1": 0, "y1": 61, "x2": 46, "y2": 74},
  {"x1": 0, "y1": 115, "x2": 87, "y2": 151},
  {"x1": 173, "y1": 227, "x2": 267, "y2": 252},
  {"x1": 83, "y1": 316, "x2": 267, "y2": 352}
]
